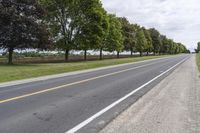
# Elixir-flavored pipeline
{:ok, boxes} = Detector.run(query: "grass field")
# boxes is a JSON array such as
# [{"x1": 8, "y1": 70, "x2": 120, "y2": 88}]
[
  {"x1": 0, "y1": 55, "x2": 172, "y2": 83},
  {"x1": 196, "y1": 53, "x2": 200, "y2": 72}
]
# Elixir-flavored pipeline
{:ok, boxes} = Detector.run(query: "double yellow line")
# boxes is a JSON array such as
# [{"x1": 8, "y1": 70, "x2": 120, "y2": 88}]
[{"x1": 0, "y1": 62, "x2": 155, "y2": 104}]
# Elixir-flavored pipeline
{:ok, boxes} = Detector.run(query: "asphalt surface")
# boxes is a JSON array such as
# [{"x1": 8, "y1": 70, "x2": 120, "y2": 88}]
[
  {"x1": 0, "y1": 55, "x2": 190, "y2": 133},
  {"x1": 100, "y1": 55, "x2": 199, "y2": 133}
]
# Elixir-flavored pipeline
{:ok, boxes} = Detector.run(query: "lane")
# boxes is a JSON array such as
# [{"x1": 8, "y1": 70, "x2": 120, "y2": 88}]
[
  {"x1": 0, "y1": 55, "x2": 190, "y2": 133},
  {"x1": 67, "y1": 56, "x2": 189, "y2": 133}
]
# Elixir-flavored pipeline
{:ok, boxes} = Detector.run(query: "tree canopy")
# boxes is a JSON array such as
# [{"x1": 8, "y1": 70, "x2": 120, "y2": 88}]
[
  {"x1": 0, "y1": 0, "x2": 189, "y2": 64},
  {"x1": 195, "y1": 42, "x2": 200, "y2": 53},
  {"x1": 104, "y1": 15, "x2": 124, "y2": 55},
  {"x1": 136, "y1": 29, "x2": 147, "y2": 56},
  {"x1": 0, "y1": 0, "x2": 51, "y2": 64}
]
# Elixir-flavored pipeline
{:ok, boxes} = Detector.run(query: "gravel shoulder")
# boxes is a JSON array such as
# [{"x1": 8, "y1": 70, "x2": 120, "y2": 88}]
[{"x1": 100, "y1": 55, "x2": 200, "y2": 133}]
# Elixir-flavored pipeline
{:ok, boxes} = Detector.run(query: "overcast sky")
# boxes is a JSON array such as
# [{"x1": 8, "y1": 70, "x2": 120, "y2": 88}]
[{"x1": 101, "y1": 0, "x2": 199, "y2": 51}]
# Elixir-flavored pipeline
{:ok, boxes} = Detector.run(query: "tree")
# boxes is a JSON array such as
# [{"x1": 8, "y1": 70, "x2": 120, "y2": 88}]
[
  {"x1": 149, "y1": 28, "x2": 162, "y2": 55},
  {"x1": 119, "y1": 17, "x2": 136, "y2": 56},
  {"x1": 40, "y1": 0, "x2": 80, "y2": 61},
  {"x1": 196, "y1": 42, "x2": 200, "y2": 53},
  {"x1": 0, "y1": 0, "x2": 50, "y2": 64},
  {"x1": 143, "y1": 28, "x2": 153, "y2": 55},
  {"x1": 160, "y1": 35, "x2": 170, "y2": 54},
  {"x1": 104, "y1": 14, "x2": 124, "y2": 58},
  {"x1": 75, "y1": 0, "x2": 109, "y2": 60},
  {"x1": 168, "y1": 39, "x2": 176, "y2": 54},
  {"x1": 136, "y1": 29, "x2": 147, "y2": 56},
  {"x1": 98, "y1": 13, "x2": 109, "y2": 60}
]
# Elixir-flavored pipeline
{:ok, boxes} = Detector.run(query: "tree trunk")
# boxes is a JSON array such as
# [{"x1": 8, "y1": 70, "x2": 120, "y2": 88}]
[
  {"x1": 117, "y1": 51, "x2": 120, "y2": 58},
  {"x1": 84, "y1": 49, "x2": 87, "y2": 61},
  {"x1": 100, "y1": 48, "x2": 103, "y2": 60},
  {"x1": 8, "y1": 48, "x2": 13, "y2": 64},
  {"x1": 140, "y1": 52, "x2": 143, "y2": 57},
  {"x1": 65, "y1": 49, "x2": 69, "y2": 61},
  {"x1": 147, "y1": 51, "x2": 149, "y2": 56},
  {"x1": 131, "y1": 50, "x2": 133, "y2": 57}
]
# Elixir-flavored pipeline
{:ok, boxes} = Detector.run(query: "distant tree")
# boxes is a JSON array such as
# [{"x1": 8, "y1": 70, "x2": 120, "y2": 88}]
[
  {"x1": 196, "y1": 42, "x2": 200, "y2": 53},
  {"x1": 160, "y1": 35, "x2": 170, "y2": 54},
  {"x1": 168, "y1": 39, "x2": 176, "y2": 54},
  {"x1": 149, "y1": 28, "x2": 162, "y2": 55},
  {"x1": 0, "y1": 0, "x2": 51, "y2": 64},
  {"x1": 119, "y1": 17, "x2": 136, "y2": 56},
  {"x1": 143, "y1": 28, "x2": 153, "y2": 55},
  {"x1": 130, "y1": 24, "x2": 139, "y2": 55},
  {"x1": 136, "y1": 29, "x2": 147, "y2": 56},
  {"x1": 174, "y1": 43, "x2": 179, "y2": 54},
  {"x1": 176, "y1": 43, "x2": 185, "y2": 54},
  {"x1": 104, "y1": 14, "x2": 124, "y2": 58}
]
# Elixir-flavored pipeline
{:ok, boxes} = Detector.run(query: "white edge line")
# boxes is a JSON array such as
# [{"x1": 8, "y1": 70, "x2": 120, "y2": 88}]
[{"x1": 65, "y1": 56, "x2": 189, "y2": 133}]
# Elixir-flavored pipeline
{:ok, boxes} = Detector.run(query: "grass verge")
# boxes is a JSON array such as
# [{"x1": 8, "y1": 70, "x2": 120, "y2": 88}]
[
  {"x1": 196, "y1": 53, "x2": 200, "y2": 72},
  {"x1": 0, "y1": 55, "x2": 172, "y2": 83}
]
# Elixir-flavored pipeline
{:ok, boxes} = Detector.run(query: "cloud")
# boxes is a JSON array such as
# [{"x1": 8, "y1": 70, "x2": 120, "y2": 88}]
[{"x1": 101, "y1": 0, "x2": 200, "y2": 51}]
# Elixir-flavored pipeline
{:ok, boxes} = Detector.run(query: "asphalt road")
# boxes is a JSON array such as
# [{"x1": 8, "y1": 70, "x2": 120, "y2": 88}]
[{"x1": 0, "y1": 55, "x2": 190, "y2": 133}]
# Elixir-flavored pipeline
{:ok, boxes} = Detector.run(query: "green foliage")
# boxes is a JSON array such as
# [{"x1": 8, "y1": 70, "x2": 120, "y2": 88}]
[
  {"x1": 40, "y1": 0, "x2": 79, "y2": 60},
  {"x1": 104, "y1": 14, "x2": 124, "y2": 52},
  {"x1": 159, "y1": 35, "x2": 187, "y2": 54},
  {"x1": 196, "y1": 53, "x2": 200, "y2": 72},
  {"x1": 41, "y1": 0, "x2": 109, "y2": 60},
  {"x1": 0, "y1": 0, "x2": 51, "y2": 64},
  {"x1": 195, "y1": 42, "x2": 200, "y2": 53},
  {"x1": 1, "y1": 0, "x2": 189, "y2": 64},
  {"x1": 136, "y1": 29, "x2": 147, "y2": 56},
  {"x1": 119, "y1": 17, "x2": 136, "y2": 53},
  {"x1": 198, "y1": 42, "x2": 200, "y2": 51},
  {"x1": 75, "y1": 0, "x2": 109, "y2": 51},
  {"x1": 143, "y1": 28, "x2": 153, "y2": 54},
  {"x1": 160, "y1": 35, "x2": 169, "y2": 54},
  {"x1": 149, "y1": 28, "x2": 162, "y2": 54}
]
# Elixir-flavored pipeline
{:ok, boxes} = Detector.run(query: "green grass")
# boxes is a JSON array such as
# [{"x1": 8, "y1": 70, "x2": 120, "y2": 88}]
[
  {"x1": 196, "y1": 53, "x2": 200, "y2": 72},
  {"x1": 0, "y1": 55, "x2": 172, "y2": 83}
]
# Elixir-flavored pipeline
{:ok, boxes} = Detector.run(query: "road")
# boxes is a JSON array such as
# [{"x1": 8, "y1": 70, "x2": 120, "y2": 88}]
[
  {"x1": 100, "y1": 55, "x2": 200, "y2": 133},
  {"x1": 0, "y1": 55, "x2": 190, "y2": 133}
]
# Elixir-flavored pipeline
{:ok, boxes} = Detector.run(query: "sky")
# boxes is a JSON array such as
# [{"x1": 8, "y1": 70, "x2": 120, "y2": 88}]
[{"x1": 101, "y1": 0, "x2": 200, "y2": 51}]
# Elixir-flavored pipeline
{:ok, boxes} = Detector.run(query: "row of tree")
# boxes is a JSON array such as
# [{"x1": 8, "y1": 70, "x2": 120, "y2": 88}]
[{"x1": 0, "y1": 0, "x2": 188, "y2": 64}]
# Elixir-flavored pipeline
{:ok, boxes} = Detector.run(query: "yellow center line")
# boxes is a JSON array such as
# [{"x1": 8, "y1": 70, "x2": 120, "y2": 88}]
[{"x1": 0, "y1": 62, "x2": 155, "y2": 104}]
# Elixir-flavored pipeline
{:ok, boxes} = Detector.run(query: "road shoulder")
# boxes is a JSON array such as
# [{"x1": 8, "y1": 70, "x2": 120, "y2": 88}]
[{"x1": 100, "y1": 55, "x2": 200, "y2": 133}]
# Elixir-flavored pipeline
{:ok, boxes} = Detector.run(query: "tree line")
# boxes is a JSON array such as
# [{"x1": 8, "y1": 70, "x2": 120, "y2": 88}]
[
  {"x1": 0, "y1": 0, "x2": 188, "y2": 64},
  {"x1": 195, "y1": 42, "x2": 200, "y2": 53}
]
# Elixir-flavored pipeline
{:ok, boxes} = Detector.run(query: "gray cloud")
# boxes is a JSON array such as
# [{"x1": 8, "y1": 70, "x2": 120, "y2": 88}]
[{"x1": 101, "y1": 0, "x2": 200, "y2": 51}]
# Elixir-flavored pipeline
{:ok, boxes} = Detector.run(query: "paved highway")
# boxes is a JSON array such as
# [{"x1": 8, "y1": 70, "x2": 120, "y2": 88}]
[{"x1": 0, "y1": 55, "x2": 190, "y2": 133}]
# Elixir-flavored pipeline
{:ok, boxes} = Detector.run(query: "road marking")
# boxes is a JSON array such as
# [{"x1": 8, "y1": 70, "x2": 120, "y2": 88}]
[
  {"x1": 65, "y1": 56, "x2": 189, "y2": 133},
  {"x1": 0, "y1": 62, "x2": 159, "y2": 104}
]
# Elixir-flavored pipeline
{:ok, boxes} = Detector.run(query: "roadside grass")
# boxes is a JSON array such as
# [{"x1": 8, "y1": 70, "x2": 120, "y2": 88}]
[
  {"x1": 0, "y1": 55, "x2": 172, "y2": 83},
  {"x1": 196, "y1": 53, "x2": 200, "y2": 72}
]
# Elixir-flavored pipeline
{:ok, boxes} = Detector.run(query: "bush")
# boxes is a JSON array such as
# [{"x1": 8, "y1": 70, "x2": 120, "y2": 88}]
[
  {"x1": 11, "y1": 51, "x2": 65, "y2": 58},
  {"x1": 196, "y1": 53, "x2": 200, "y2": 72}
]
